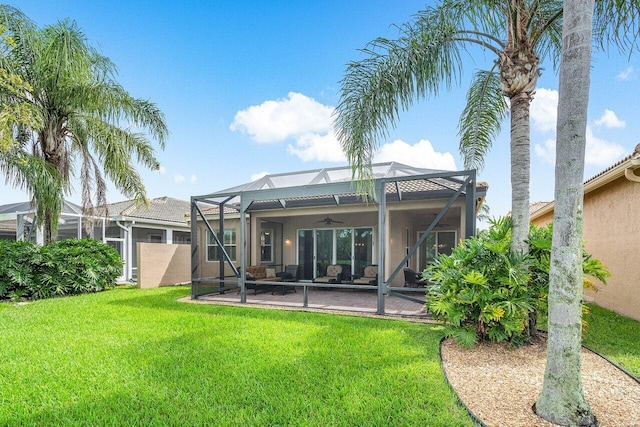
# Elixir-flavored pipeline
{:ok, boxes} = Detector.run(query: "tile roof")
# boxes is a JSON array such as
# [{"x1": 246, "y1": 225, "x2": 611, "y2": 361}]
[
  {"x1": 583, "y1": 143, "x2": 640, "y2": 185},
  {"x1": 529, "y1": 201, "x2": 551, "y2": 215},
  {"x1": 104, "y1": 196, "x2": 190, "y2": 224}
]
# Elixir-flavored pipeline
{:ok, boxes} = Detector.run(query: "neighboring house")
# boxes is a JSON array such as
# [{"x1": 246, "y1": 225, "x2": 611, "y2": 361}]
[
  {"x1": 0, "y1": 196, "x2": 191, "y2": 282},
  {"x1": 190, "y1": 162, "x2": 487, "y2": 315},
  {"x1": 99, "y1": 196, "x2": 191, "y2": 281},
  {"x1": 530, "y1": 145, "x2": 640, "y2": 321}
]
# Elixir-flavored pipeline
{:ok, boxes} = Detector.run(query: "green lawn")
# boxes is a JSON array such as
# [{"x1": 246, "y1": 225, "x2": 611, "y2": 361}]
[
  {"x1": 582, "y1": 303, "x2": 640, "y2": 377},
  {"x1": 1, "y1": 287, "x2": 637, "y2": 426},
  {"x1": 0, "y1": 286, "x2": 474, "y2": 426}
]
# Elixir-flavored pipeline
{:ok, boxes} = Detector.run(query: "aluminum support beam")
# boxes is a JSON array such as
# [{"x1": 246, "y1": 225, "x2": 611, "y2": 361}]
[{"x1": 376, "y1": 180, "x2": 386, "y2": 315}]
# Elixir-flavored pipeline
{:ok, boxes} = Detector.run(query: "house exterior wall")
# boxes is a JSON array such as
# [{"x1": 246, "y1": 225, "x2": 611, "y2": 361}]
[
  {"x1": 530, "y1": 210, "x2": 554, "y2": 227},
  {"x1": 136, "y1": 242, "x2": 190, "y2": 288},
  {"x1": 532, "y1": 175, "x2": 640, "y2": 321}
]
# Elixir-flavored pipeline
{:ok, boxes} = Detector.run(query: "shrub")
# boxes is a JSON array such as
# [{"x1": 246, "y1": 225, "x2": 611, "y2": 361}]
[
  {"x1": 0, "y1": 240, "x2": 40, "y2": 300},
  {"x1": 424, "y1": 217, "x2": 610, "y2": 348},
  {"x1": 0, "y1": 239, "x2": 122, "y2": 301},
  {"x1": 425, "y1": 217, "x2": 535, "y2": 348}
]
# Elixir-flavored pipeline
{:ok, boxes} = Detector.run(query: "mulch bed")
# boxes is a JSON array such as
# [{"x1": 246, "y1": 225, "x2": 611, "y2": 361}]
[{"x1": 440, "y1": 337, "x2": 640, "y2": 426}]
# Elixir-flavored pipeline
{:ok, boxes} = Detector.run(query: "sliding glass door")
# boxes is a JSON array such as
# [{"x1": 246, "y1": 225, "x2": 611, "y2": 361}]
[{"x1": 297, "y1": 227, "x2": 374, "y2": 280}]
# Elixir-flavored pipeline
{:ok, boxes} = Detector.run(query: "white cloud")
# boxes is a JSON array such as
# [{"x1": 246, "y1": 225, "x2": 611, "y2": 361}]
[
  {"x1": 374, "y1": 139, "x2": 457, "y2": 170},
  {"x1": 190, "y1": 174, "x2": 197, "y2": 184},
  {"x1": 530, "y1": 88, "x2": 558, "y2": 133},
  {"x1": 532, "y1": 88, "x2": 626, "y2": 168},
  {"x1": 616, "y1": 66, "x2": 635, "y2": 81},
  {"x1": 534, "y1": 138, "x2": 556, "y2": 164},
  {"x1": 287, "y1": 131, "x2": 345, "y2": 162},
  {"x1": 594, "y1": 109, "x2": 625, "y2": 129},
  {"x1": 174, "y1": 174, "x2": 185, "y2": 183},
  {"x1": 231, "y1": 92, "x2": 345, "y2": 163},
  {"x1": 157, "y1": 165, "x2": 166, "y2": 175},
  {"x1": 251, "y1": 171, "x2": 269, "y2": 181},
  {"x1": 534, "y1": 126, "x2": 625, "y2": 167},
  {"x1": 584, "y1": 127, "x2": 626, "y2": 166},
  {"x1": 230, "y1": 92, "x2": 333, "y2": 143}
]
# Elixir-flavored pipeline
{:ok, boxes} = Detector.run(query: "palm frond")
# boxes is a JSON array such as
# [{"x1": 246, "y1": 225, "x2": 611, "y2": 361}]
[
  {"x1": 593, "y1": 0, "x2": 640, "y2": 52},
  {"x1": 458, "y1": 69, "x2": 508, "y2": 170}
]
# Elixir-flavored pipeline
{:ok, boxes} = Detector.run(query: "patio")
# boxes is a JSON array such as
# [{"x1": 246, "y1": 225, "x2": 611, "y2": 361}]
[
  {"x1": 195, "y1": 285, "x2": 429, "y2": 318},
  {"x1": 190, "y1": 163, "x2": 486, "y2": 316}
]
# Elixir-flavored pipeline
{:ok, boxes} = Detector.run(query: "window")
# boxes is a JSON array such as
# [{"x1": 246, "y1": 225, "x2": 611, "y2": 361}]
[
  {"x1": 149, "y1": 234, "x2": 163, "y2": 243},
  {"x1": 260, "y1": 229, "x2": 273, "y2": 262},
  {"x1": 418, "y1": 230, "x2": 457, "y2": 271},
  {"x1": 207, "y1": 229, "x2": 236, "y2": 262}
]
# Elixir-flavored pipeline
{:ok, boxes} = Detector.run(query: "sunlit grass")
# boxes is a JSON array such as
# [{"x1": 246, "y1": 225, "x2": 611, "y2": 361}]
[
  {"x1": 582, "y1": 303, "x2": 640, "y2": 377},
  {"x1": 0, "y1": 286, "x2": 475, "y2": 426}
]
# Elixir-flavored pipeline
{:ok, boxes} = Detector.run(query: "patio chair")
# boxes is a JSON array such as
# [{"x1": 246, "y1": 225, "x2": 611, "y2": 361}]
[
  {"x1": 403, "y1": 267, "x2": 427, "y2": 287},
  {"x1": 273, "y1": 264, "x2": 298, "y2": 294},
  {"x1": 313, "y1": 264, "x2": 343, "y2": 284},
  {"x1": 352, "y1": 265, "x2": 378, "y2": 287}
]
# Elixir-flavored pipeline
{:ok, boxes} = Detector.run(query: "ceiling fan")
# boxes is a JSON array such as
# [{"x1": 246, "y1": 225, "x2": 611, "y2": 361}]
[{"x1": 318, "y1": 216, "x2": 344, "y2": 225}]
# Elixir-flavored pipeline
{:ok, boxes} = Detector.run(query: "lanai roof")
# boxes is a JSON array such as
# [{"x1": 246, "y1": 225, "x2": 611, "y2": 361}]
[{"x1": 195, "y1": 162, "x2": 487, "y2": 212}]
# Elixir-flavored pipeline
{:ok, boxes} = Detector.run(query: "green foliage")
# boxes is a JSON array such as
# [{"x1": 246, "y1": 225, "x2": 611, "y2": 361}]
[
  {"x1": 426, "y1": 217, "x2": 534, "y2": 347},
  {"x1": 0, "y1": 239, "x2": 40, "y2": 300},
  {"x1": 0, "y1": 239, "x2": 121, "y2": 301},
  {"x1": 425, "y1": 217, "x2": 611, "y2": 348}
]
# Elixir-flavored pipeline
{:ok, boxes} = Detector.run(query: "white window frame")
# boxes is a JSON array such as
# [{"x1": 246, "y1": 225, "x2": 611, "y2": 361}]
[
  {"x1": 207, "y1": 229, "x2": 236, "y2": 262},
  {"x1": 260, "y1": 229, "x2": 273, "y2": 263}
]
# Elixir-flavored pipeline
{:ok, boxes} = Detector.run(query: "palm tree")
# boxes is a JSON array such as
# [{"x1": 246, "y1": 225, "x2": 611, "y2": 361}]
[
  {"x1": 535, "y1": 0, "x2": 640, "y2": 424},
  {"x1": 534, "y1": 1, "x2": 596, "y2": 423},
  {"x1": 0, "y1": 5, "x2": 168, "y2": 243},
  {"x1": 335, "y1": 0, "x2": 564, "y2": 255}
]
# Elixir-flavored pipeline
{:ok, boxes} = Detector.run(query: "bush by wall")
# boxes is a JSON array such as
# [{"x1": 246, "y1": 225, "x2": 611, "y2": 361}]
[
  {"x1": 0, "y1": 239, "x2": 122, "y2": 301},
  {"x1": 424, "y1": 217, "x2": 610, "y2": 348}
]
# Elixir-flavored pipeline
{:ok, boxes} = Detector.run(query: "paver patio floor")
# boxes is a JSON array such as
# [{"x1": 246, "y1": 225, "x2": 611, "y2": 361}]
[{"x1": 193, "y1": 286, "x2": 429, "y2": 318}]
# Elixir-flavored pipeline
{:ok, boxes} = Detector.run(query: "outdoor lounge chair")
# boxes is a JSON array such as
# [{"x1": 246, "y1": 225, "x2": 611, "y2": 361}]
[
  {"x1": 403, "y1": 267, "x2": 427, "y2": 287},
  {"x1": 313, "y1": 264, "x2": 343, "y2": 284},
  {"x1": 352, "y1": 265, "x2": 378, "y2": 286}
]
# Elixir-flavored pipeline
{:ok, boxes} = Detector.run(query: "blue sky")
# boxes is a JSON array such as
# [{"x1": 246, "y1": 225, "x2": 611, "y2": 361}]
[{"x1": 3, "y1": 1, "x2": 639, "y2": 219}]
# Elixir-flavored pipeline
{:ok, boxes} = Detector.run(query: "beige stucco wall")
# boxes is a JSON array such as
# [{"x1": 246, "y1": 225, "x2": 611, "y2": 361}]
[
  {"x1": 530, "y1": 209, "x2": 554, "y2": 227},
  {"x1": 137, "y1": 242, "x2": 190, "y2": 288},
  {"x1": 582, "y1": 176, "x2": 640, "y2": 320},
  {"x1": 531, "y1": 175, "x2": 640, "y2": 321}
]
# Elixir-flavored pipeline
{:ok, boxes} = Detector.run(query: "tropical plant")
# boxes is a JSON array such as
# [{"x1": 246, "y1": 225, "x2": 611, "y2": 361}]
[
  {"x1": 335, "y1": 0, "x2": 640, "y2": 256},
  {"x1": 0, "y1": 5, "x2": 168, "y2": 243},
  {"x1": 425, "y1": 217, "x2": 610, "y2": 348},
  {"x1": 38, "y1": 239, "x2": 122, "y2": 298},
  {"x1": 0, "y1": 238, "x2": 121, "y2": 301},
  {"x1": 335, "y1": 0, "x2": 566, "y2": 255},
  {"x1": 425, "y1": 217, "x2": 535, "y2": 347}
]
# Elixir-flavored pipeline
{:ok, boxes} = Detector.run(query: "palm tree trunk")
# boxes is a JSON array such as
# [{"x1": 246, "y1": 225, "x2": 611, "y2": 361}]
[
  {"x1": 509, "y1": 91, "x2": 531, "y2": 255},
  {"x1": 535, "y1": 0, "x2": 596, "y2": 425}
]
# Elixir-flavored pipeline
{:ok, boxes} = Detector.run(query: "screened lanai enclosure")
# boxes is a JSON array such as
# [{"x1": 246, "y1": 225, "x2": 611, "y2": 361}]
[{"x1": 190, "y1": 163, "x2": 487, "y2": 315}]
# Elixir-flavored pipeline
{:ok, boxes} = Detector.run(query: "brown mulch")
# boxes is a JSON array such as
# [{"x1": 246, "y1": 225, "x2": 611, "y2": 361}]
[{"x1": 440, "y1": 338, "x2": 640, "y2": 426}]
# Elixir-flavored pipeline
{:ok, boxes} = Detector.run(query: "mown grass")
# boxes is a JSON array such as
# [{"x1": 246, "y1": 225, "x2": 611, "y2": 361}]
[
  {"x1": 0, "y1": 286, "x2": 475, "y2": 426},
  {"x1": 582, "y1": 303, "x2": 640, "y2": 377}
]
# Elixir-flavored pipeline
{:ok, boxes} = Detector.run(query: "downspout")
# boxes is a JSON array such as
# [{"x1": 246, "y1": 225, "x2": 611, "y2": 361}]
[
  {"x1": 624, "y1": 158, "x2": 640, "y2": 183},
  {"x1": 115, "y1": 220, "x2": 132, "y2": 281}
]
